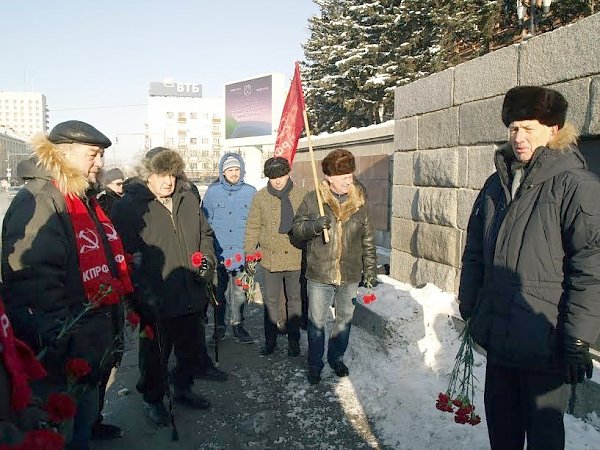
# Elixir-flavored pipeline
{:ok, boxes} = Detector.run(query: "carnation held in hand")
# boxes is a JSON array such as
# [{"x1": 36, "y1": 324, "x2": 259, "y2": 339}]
[{"x1": 435, "y1": 319, "x2": 481, "y2": 426}]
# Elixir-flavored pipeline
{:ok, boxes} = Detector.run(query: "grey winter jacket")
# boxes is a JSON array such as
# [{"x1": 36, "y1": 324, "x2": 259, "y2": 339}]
[
  {"x1": 292, "y1": 181, "x2": 377, "y2": 285},
  {"x1": 111, "y1": 178, "x2": 216, "y2": 320},
  {"x1": 459, "y1": 128, "x2": 600, "y2": 369}
]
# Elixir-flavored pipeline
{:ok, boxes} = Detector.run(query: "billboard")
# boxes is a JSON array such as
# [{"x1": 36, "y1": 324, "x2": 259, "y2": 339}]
[{"x1": 224, "y1": 73, "x2": 285, "y2": 146}]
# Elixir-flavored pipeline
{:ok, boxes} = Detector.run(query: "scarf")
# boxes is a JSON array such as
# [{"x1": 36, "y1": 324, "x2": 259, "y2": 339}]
[
  {"x1": 63, "y1": 193, "x2": 133, "y2": 304},
  {"x1": 0, "y1": 297, "x2": 47, "y2": 411},
  {"x1": 267, "y1": 178, "x2": 294, "y2": 234}
]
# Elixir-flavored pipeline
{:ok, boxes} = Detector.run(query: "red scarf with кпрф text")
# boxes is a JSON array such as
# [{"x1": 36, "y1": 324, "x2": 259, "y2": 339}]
[
  {"x1": 62, "y1": 192, "x2": 133, "y2": 303},
  {"x1": 0, "y1": 297, "x2": 47, "y2": 411}
]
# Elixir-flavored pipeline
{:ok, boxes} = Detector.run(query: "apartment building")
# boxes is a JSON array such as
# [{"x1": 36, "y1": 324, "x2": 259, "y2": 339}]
[
  {"x1": 0, "y1": 91, "x2": 48, "y2": 139},
  {"x1": 146, "y1": 80, "x2": 224, "y2": 182}
]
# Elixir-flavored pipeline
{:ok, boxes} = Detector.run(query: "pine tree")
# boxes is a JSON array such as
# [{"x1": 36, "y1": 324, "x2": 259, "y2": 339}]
[{"x1": 303, "y1": 0, "x2": 598, "y2": 134}]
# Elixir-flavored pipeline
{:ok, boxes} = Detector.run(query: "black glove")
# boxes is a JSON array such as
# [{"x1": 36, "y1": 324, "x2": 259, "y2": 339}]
[
  {"x1": 312, "y1": 215, "x2": 331, "y2": 235},
  {"x1": 563, "y1": 334, "x2": 594, "y2": 384},
  {"x1": 363, "y1": 276, "x2": 379, "y2": 289},
  {"x1": 198, "y1": 257, "x2": 214, "y2": 280}
]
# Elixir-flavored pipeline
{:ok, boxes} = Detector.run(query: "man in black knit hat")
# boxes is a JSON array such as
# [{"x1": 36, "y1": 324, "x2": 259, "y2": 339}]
[{"x1": 459, "y1": 86, "x2": 600, "y2": 449}]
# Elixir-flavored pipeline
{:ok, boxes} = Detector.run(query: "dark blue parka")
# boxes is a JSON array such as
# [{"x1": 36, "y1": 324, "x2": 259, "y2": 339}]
[{"x1": 459, "y1": 127, "x2": 600, "y2": 369}]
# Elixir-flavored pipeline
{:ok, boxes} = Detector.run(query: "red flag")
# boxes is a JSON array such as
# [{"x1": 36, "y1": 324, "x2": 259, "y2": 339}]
[{"x1": 274, "y1": 62, "x2": 306, "y2": 165}]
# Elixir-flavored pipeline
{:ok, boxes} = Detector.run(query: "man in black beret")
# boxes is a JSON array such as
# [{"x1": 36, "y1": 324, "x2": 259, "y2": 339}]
[
  {"x1": 2, "y1": 120, "x2": 133, "y2": 448},
  {"x1": 459, "y1": 86, "x2": 600, "y2": 449}
]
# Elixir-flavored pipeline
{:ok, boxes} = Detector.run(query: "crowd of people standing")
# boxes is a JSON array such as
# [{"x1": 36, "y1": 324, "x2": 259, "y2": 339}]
[
  {"x1": 1, "y1": 84, "x2": 599, "y2": 450},
  {"x1": 0, "y1": 121, "x2": 375, "y2": 449}
]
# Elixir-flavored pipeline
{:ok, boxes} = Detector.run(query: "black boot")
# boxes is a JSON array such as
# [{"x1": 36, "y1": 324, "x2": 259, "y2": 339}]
[
  {"x1": 174, "y1": 388, "x2": 211, "y2": 409},
  {"x1": 261, "y1": 342, "x2": 277, "y2": 355},
  {"x1": 144, "y1": 401, "x2": 170, "y2": 427}
]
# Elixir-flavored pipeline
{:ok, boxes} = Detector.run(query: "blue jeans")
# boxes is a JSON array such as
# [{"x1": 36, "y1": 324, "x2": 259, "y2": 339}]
[
  {"x1": 306, "y1": 280, "x2": 358, "y2": 373},
  {"x1": 216, "y1": 266, "x2": 247, "y2": 326}
]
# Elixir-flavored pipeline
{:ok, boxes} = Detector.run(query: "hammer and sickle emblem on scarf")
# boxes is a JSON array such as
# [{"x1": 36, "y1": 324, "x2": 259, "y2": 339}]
[
  {"x1": 102, "y1": 223, "x2": 118, "y2": 241},
  {"x1": 78, "y1": 228, "x2": 100, "y2": 254}
]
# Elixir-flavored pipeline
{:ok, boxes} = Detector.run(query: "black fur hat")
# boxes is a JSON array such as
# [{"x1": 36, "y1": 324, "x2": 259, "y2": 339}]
[
  {"x1": 142, "y1": 149, "x2": 184, "y2": 178},
  {"x1": 322, "y1": 149, "x2": 355, "y2": 176},
  {"x1": 502, "y1": 86, "x2": 568, "y2": 128},
  {"x1": 264, "y1": 157, "x2": 290, "y2": 179}
]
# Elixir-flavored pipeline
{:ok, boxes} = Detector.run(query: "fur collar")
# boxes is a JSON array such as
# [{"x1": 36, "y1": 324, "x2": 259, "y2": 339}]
[
  {"x1": 31, "y1": 133, "x2": 90, "y2": 197},
  {"x1": 319, "y1": 181, "x2": 365, "y2": 223}
]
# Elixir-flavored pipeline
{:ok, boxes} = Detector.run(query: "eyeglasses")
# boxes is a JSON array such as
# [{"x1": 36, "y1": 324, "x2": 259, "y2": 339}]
[{"x1": 113, "y1": 182, "x2": 124, "y2": 186}]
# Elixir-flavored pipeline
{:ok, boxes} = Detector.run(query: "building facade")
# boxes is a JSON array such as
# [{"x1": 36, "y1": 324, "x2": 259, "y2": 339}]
[
  {"x1": 0, "y1": 91, "x2": 48, "y2": 139},
  {"x1": 146, "y1": 80, "x2": 224, "y2": 182},
  {"x1": 0, "y1": 127, "x2": 29, "y2": 185}
]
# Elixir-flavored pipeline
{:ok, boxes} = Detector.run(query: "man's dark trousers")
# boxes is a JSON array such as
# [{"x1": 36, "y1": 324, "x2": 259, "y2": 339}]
[
  {"x1": 137, "y1": 313, "x2": 202, "y2": 402},
  {"x1": 484, "y1": 362, "x2": 570, "y2": 450}
]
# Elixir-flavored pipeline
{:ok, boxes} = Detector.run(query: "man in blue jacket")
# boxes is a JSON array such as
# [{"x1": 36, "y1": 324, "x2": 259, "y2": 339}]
[{"x1": 202, "y1": 153, "x2": 257, "y2": 344}]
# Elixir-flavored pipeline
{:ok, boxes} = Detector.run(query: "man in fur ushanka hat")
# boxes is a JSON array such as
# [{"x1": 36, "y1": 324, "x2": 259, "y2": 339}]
[
  {"x1": 292, "y1": 149, "x2": 378, "y2": 385},
  {"x1": 111, "y1": 148, "x2": 218, "y2": 427},
  {"x1": 459, "y1": 86, "x2": 600, "y2": 449},
  {"x1": 1, "y1": 120, "x2": 134, "y2": 448}
]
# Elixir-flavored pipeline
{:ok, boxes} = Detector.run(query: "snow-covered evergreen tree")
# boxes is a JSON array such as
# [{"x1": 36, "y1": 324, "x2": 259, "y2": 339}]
[{"x1": 303, "y1": 0, "x2": 598, "y2": 134}]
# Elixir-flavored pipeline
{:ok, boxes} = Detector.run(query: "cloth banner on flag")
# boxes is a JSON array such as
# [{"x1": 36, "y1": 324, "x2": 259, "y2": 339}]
[{"x1": 274, "y1": 62, "x2": 306, "y2": 165}]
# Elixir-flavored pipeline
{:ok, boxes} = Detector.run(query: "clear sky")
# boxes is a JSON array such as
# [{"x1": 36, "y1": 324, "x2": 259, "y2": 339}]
[{"x1": 1, "y1": 0, "x2": 319, "y2": 141}]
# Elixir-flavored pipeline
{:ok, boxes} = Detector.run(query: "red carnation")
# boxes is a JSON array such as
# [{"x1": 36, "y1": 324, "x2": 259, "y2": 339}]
[
  {"x1": 65, "y1": 358, "x2": 91, "y2": 379},
  {"x1": 225, "y1": 258, "x2": 232, "y2": 268},
  {"x1": 141, "y1": 325, "x2": 155, "y2": 341},
  {"x1": 468, "y1": 414, "x2": 481, "y2": 426},
  {"x1": 234, "y1": 278, "x2": 242, "y2": 286},
  {"x1": 46, "y1": 392, "x2": 77, "y2": 423},
  {"x1": 126, "y1": 310, "x2": 141, "y2": 328},
  {"x1": 21, "y1": 429, "x2": 66, "y2": 450},
  {"x1": 363, "y1": 293, "x2": 377, "y2": 304},
  {"x1": 191, "y1": 251, "x2": 203, "y2": 268},
  {"x1": 242, "y1": 283, "x2": 250, "y2": 290},
  {"x1": 254, "y1": 251, "x2": 262, "y2": 260},
  {"x1": 234, "y1": 253, "x2": 242, "y2": 263},
  {"x1": 246, "y1": 255, "x2": 256, "y2": 263}
]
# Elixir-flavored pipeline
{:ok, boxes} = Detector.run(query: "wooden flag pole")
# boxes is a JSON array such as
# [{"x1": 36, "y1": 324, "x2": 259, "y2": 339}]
[{"x1": 302, "y1": 108, "x2": 329, "y2": 243}]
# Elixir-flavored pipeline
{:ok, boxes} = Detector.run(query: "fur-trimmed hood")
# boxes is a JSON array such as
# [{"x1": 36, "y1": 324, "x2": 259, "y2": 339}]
[
  {"x1": 318, "y1": 180, "x2": 366, "y2": 223},
  {"x1": 26, "y1": 133, "x2": 90, "y2": 197}
]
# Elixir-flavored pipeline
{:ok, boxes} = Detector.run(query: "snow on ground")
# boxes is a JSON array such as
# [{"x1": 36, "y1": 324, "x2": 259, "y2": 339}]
[{"x1": 333, "y1": 276, "x2": 600, "y2": 449}]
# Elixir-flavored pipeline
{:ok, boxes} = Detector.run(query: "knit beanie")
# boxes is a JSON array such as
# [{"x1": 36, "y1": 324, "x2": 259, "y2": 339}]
[{"x1": 222, "y1": 156, "x2": 241, "y2": 171}]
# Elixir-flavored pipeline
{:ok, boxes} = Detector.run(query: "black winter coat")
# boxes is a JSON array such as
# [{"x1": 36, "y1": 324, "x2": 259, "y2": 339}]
[
  {"x1": 97, "y1": 187, "x2": 122, "y2": 216},
  {"x1": 1, "y1": 138, "x2": 118, "y2": 384},
  {"x1": 111, "y1": 178, "x2": 215, "y2": 320},
  {"x1": 459, "y1": 133, "x2": 600, "y2": 369},
  {"x1": 292, "y1": 181, "x2": 377, "y2": 285}
]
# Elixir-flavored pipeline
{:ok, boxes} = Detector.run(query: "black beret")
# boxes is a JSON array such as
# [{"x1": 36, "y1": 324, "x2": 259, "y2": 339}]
[
  {"x1": 322, "y1": 149, "x2": 355, "y2": 176},
  {"x1": 49, "y1": 120, "x2": 112, "y2": 148},
  {"x1": 502, "y1": 86, "x2": 568, "y2": 128},
  {"x1": 264, "y1": 157, "x2": 290, "y2": 179}
]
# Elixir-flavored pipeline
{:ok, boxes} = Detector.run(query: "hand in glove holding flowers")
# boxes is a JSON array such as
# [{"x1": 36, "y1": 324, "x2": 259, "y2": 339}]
[{"x1": 191, "y1": 251, "x2": 213, "y2": 280}]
